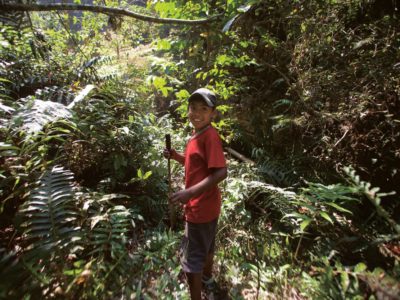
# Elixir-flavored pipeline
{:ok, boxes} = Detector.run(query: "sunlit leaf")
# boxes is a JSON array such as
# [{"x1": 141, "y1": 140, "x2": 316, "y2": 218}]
[
  {"x1": 355, "y1": 262, "x2": 367, "y2": 273},
  {"x1": 300, "y1": 218, "x2": 312, "y2": 231},
  {"x1": 320, "y1": 211, "x2": 334, "y2": 224},
  {"x1": 222, "y1": 15, "x2": 239, "y2": 32}
]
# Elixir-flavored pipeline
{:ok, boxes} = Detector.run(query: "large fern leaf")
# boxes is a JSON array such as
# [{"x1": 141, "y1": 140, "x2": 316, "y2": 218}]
[
  {"x1": 11, "y1": 99, "x2": 72, "y2": 135},
  {"x1": 20, "y1": 166, "x2": 80, "y2": 255},
  {"x1": 34, "y1": 85, "x2": 76, "y2": 106},
  {"x1": 0, "y1": 248, "x2": 31, "y2": 297},
  {"x1": 88, "y1": 205, "x2": 134, "y2": 258},
  {"x1": 257, "y1": 158, "x2": 298, "y2": 187}
]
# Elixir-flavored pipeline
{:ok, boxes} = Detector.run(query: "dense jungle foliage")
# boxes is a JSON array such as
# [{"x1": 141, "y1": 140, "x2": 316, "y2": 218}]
[{"x1": 0, "y1": 0, "x2": 399, "y2": 299}]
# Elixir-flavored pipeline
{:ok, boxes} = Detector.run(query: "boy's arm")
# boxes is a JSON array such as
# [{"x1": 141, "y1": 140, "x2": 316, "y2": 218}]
[
  {"x1": 163, "y1": 149, "x2": 185, "y2": 165},
  {"x1": 171, "y1": 150, "x2": 185, "y2": 165},
  {"x1": 170, "y1": 167, "x2": 227, "y2": 205}
]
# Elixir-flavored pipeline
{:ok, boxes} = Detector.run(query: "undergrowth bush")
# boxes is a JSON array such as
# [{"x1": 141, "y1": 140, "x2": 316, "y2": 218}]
[{"x1": 215, "y1": 160, "x2": 399, "y2": 299}]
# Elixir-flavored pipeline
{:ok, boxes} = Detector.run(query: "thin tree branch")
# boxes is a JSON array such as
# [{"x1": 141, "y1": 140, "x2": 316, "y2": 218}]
[
  {"x1": 225, "y1": 147, "x2": 255, "y2": 165},
  {"x1": 0, "y1": 3, "x2": 222, "y2": 25}
]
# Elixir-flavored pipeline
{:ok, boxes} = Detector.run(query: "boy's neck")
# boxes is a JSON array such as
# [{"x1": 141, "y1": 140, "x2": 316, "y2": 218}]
[{"x1": 194, "y1": 123, "x2": 211, "y2": 133}]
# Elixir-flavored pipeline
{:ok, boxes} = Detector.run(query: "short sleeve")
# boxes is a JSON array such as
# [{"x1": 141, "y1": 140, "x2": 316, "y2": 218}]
[{"x1": 204, "y1": 129, "x2": 226, "y2": 169}]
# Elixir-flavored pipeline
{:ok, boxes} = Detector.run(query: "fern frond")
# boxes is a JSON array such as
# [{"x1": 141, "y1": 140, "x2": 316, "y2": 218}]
[
  {"x1": 20, "y1": 166, "x2": 80, "y2": 253},
  {"x1": 11, "y1": 99, "x2": 72, "y2": 135},
  {"x1": 0, "y1": 248, "x2": 32, "y2": 298},
  {"x1": 83, "y1": 56, "x2": 115, "y2": 69},
  {"x1": 344, "y1": 166, "x2": 399, "y2": 235},
  {"x1": 272, "y1": 99, "x2": 292, "y2": 112},
  {"x1": 35, "y1": 85, "x2": 76, "y2": 106},
  {"x1": 67, "y1": 84, "x2": 96, "y2": 109},
  {"x1": 246, "y1": 180, "x2": 297, "y2": 218},
  {"x1": 257, "y1": 157, "x2": 298, "y2": 187},
  {"x1": 77, "y1": 55, "x2": 115, "y2": 82},
  {"x1": 99, "y1": 72, "x2": 119, "y2": 81},
  {"x1": 88, "y1": 204, "x2": 137, "y2": 258}
]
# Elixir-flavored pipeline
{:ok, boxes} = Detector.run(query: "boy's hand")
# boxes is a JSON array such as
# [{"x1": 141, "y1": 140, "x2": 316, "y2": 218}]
[
  {"x1": 163, "y1": 148, "x2": 175, "y2": 159},
  {"x1": 170, "y1": 189, "x2": 192, "y2": 205}
]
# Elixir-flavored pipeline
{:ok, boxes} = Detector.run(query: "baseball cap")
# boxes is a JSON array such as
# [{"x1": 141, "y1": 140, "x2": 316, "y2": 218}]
[{"x1": 188, "y1": 88, "x2": 217, "y2": 107}]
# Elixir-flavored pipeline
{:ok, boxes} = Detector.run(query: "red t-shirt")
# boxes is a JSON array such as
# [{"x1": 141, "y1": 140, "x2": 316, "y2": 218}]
[{"x1": 184, "y1": 126, "x2": 226, "y2": 223}]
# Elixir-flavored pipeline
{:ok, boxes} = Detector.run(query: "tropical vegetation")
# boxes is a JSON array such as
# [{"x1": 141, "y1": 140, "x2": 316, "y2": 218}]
[{"x1": 0, "y1": 0, "x2": 399, "y2": 299}]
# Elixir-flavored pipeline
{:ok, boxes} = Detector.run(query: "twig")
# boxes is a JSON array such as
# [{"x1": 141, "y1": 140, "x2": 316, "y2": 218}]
[
  {"x1": 294, "y1": 233, "x2": 303, "y2": 261},
  {"x1": 333, "y1": 129, "x2": 349, "y2": 147}
]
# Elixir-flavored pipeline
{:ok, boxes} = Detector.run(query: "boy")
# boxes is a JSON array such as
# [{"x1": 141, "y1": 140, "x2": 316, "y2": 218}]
[{"x1": 164, "y1": 88, "x2": 227, "y2": 300}]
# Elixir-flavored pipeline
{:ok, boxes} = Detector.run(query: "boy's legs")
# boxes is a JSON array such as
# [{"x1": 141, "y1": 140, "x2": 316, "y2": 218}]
[
  {"x1": 203, "y1": 251, "x2": 214, "y2": 279},
  {"x1": 180, "y1": 219, "x2": 218, "y2": 299},
  {"x1": 186, "y1": 272, "x2": 202, "y2": 300}
]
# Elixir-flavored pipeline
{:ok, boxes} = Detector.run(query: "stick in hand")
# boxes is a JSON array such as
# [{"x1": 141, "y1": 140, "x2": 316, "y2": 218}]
[{"x1": 165, "y1": 134, "x2": 176, "y2": 228}]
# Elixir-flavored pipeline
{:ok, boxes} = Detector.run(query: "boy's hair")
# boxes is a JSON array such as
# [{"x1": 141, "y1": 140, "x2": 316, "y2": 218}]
[{"x1": 188, "y1": 88, "x2": 217, "y2": 108}]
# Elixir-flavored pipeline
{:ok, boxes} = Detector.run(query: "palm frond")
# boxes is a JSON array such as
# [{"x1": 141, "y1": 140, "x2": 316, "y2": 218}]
[{"x1": 88, "y1": 205, "x2": 134, "y2": 258}]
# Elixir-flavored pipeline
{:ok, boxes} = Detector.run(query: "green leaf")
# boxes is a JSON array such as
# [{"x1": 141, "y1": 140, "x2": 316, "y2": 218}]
[
  {"x1": 160, "y1": 87, "x2": 171, "y2": 97},
  {"x1": 237, "y1": 5, "x2": 252, "y2": 13},
  {"x1": 152, "y1": 76, "x2": 167, "y2": 89},
  {"x1": 282, "y1": 212, "x2": 309, "y2": 220},
  {"x1": 300, "y1": 219, "x2": 312, "y2": 231},
  {"x1": 341, "y1": 271, "x2": 350, "y2": 292},
  {"x1": 175, "y1": 89, "x2": 190, "y2": 100},
  {"x1": 143, "y1": 171, "x2": 152, "y2": 180},
  {"x1": 156, "y1": 39, "x2": 171, "y2": 50},
  {"x1": 325, "y1": 202, "x2": 352, "y2": 214},
  {"x1": 216, "y1": 54, "x2": 232, "y2": 66},
  {"x1": 0, "y1": 142, "x2": 20, "y2": 151},
  {"x1": 319, "y1": 211, "x2": 334, "y2": 224},
  {"x1": 222, "y1": 15, "x2": 238, "y2": 32},
  {"x1": 354, "y1": 262, "x2": 367, "y2": 273}
]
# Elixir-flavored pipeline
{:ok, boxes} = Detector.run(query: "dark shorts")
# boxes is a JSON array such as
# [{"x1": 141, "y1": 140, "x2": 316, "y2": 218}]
[{"x1": 180, "y1": 218, "x2": 218, "y2": 274}]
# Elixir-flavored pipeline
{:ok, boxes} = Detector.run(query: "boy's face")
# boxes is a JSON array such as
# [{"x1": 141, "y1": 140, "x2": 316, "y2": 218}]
[{"x1": 188, "y1": 99, "x2": 215, "y2": 131}]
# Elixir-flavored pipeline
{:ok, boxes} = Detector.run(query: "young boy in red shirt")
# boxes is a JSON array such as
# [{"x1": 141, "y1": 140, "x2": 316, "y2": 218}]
[{"x1": 164, "y1": 88, "x2": 227, "y2": 300}]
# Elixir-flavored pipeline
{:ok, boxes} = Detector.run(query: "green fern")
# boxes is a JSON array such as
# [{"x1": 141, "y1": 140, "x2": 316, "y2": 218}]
[
  {"x1": 76, "y1": 194, "x2": 143, "y2": 296},
  {"x1": 11, "y1": 99, "x2": 72, "y2": 135},
  {"x1": 20, "y1": 165, "x2": 80, "y2": 255},
  {"x1": 82, "y1": 55, "x2": 114, "y2": 69},
  {"x1": 246, "y1": 181, "x2": 297, "y2": 210},
  {"x1": 78, "y1": 55, "x2": 115, "y2": 82},
  {"x1": 0, "y1": 248, "x2": 31, "y2": 297},
  {"x1": 35, "y1": 85, "x2": 76, "y2": 106},
  {"x1": 257, "y1": 157, "x2": 298, "y2": 187},
  {"x1": 88, "y1": 205, "x2": 133, "y2": 258},
  {"x1": 82, "y1": 192, "x2": 143, "y2": 259},
  {"x1": 344, "y1": 166, "x2": 399, "y2": 236},
  {"x1": 0, "y1": 166, "x2": 81, "y2": 298}
]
